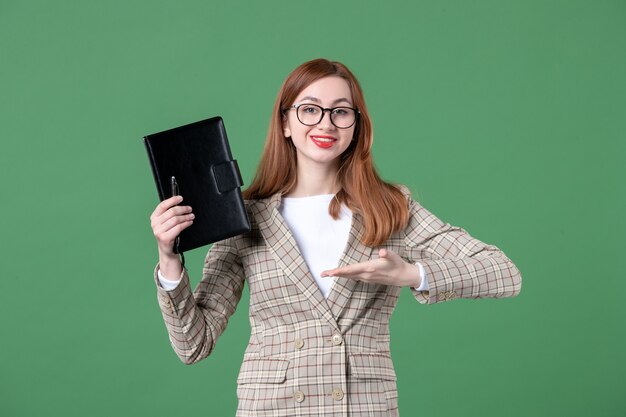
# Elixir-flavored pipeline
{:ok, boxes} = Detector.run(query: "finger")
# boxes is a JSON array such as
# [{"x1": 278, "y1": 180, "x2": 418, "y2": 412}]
[
  {"x1": 167, "y1": 219, "x2": 194, "y2": 237},
  {"x1": 156, "y1": 220, "x2": 194, "y2": 248},
  {"x1": 379, "y1": 248, "x2": 401, "y2": 258},
  {"x1": 321, "y1": 267, "x2": 351, "y2": 277},
  {"x1": 322, "y1": 263, "x2": 375, "y2": 278},
  {"x1": 152, "y1": 205, "x2": 193, "y2": 229},
  {"x1": 160, "y1": 205, "x2": 193, "y2": 223},
  {"x1": 152, "y1": 195, "x2": 184, "y2": 218},
  {"x1": 379, "y1": 248, "x2": 403, "y2": 263},
  {"x1": 154, "y1": 216, "x2": 194, "y2": 240},
  {"x1": 334, "y1": 274, "x2": 362, "y2": 281},
  {"x1": 156, "y1": 212, "x2": 195, "y2": 235},
  {"x1": 321, "y1": 268, "x2": 353, "y2": 279}
]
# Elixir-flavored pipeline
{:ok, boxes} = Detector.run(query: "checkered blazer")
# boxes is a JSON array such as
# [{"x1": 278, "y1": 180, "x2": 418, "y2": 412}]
[{"x1": 154, "y1": 185, "x2": 522, "y2": 416}]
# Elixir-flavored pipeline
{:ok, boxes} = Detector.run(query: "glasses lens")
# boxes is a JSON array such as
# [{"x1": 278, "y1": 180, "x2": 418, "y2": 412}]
[
  {"x1": 297, "y1": 104, "x2": 323, "y2": 126},
  {"x1": 330, "y1": 107, "x2": 356, "y2": 128}
]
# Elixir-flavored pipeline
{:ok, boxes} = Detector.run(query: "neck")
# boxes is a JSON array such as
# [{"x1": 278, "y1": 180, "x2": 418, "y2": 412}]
[{"x1": 286, "y1": 159, "x2": 340, "y2": 197}]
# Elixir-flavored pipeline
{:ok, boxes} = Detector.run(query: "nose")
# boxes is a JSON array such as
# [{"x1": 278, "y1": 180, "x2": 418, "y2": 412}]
[{"x1": 318, "y1": 109, "x2": 335, "y2": 129}]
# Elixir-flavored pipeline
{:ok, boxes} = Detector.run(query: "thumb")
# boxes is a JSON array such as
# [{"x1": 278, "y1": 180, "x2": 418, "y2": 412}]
[{"x1": 379, "y1": 248, "x2": 400, "y2": 260}]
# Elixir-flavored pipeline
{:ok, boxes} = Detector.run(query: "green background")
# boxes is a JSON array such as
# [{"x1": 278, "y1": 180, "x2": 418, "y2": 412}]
[{"x1": 1, "y1": 1, "x2": 624, "y2": 416}]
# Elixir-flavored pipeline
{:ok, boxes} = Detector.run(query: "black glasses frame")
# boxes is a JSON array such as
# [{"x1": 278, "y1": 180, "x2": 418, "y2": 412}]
[{"x1": 286, "y1": 103, "x2": 360, "y2": 129}]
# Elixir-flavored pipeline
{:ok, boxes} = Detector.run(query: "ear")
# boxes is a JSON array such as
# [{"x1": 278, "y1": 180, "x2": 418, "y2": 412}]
[{"x1": 283, "y1": 117, "x2": 291, "y2": 138}]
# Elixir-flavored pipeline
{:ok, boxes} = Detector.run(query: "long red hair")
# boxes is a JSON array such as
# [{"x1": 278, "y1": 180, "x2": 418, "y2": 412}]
[{"x1": 243, "y1": 58, "x2": 409, "y2": 247}]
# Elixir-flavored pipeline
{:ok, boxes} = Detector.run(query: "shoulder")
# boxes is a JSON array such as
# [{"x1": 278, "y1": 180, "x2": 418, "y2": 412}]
[
  {"x1": 240, "y1": 197, "x2": 276, "y2": 233},
  {"x1": 396, "y1": 184, "x2": 412, "y2": 201},
  {"x1": 397, "y1": 186, "x2": 449, "y2": 245},
  {"x1": 392, "y1": 184, "x2": 434, "y2": 234},
  {"x1": 393, "y1": 184, "x2": 419, "y2": 209},
  {"x1": 244, "y1": 198, "x2": 273, "y2": 217}
]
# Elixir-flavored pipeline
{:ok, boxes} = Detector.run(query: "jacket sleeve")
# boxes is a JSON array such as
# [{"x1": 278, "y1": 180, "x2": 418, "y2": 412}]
[
  {"x1": 153, "y1": 236, "x2": 245, "y2": 364},
  {"x1": 403, "y1": 196, "x2": 522, "y2": 305}
]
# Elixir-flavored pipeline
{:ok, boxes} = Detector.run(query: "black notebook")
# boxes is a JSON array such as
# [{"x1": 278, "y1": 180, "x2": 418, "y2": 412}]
[{"x1": 143, "y1": 116, "x2": 251, "y2": 253}]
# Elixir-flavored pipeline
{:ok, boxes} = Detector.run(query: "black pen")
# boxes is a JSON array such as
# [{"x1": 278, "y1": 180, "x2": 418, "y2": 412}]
[
  {"x1": 171, "y1": 176, "x2": 179, "y2": 199},
  {"x1": 170, "y1": 176, "x2": 182, "y2": 260}
]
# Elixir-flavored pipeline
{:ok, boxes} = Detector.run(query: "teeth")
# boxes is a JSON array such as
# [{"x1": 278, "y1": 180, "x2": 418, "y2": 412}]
[{"x1": 313, "y1": 137, "x2": 334, "y2": 142}]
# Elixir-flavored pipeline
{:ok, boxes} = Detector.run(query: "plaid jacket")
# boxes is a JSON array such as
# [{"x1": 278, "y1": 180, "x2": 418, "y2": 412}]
[{"x1": 154, "y1": 185, "x2": 522, "y2": 416}]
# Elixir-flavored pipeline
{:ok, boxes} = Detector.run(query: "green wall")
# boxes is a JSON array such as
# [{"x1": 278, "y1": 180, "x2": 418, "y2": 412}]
[{"x1": 1, "y1": 1, "x2": 624, "y2": 416}]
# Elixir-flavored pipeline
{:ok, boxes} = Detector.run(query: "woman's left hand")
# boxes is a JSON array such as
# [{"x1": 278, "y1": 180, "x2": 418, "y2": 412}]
[{"x1": 320, "y1": 249, "x2": 422, "y2": 287}]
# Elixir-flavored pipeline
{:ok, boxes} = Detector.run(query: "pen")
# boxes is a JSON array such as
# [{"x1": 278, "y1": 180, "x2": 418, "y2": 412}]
[{"x1": 170, "y1": 176, "x2": 183, "y2": 264}]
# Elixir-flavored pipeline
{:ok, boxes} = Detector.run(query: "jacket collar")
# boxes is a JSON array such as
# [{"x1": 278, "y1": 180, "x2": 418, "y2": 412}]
[{"x1": 255, "y1": 190, "x2": 374, "y2": 330}]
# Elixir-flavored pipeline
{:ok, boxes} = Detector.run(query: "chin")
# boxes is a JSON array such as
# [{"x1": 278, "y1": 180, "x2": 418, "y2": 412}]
[{"x1": 301, "y1": 153, "x2": 341, "y2": 166}]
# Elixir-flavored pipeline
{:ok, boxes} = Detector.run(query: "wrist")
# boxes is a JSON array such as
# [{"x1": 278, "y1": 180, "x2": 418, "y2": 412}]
[
  {"x1": 158, "y1": 250, "x2": 183, "y2": 281},
  {"x1": 403, "y1": 262, "x2": 422, "y2": 287}
]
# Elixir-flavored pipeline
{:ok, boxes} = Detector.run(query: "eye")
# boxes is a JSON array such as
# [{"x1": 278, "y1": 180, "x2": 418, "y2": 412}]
[{"x1": 301, "y1": 105, "x2": 320, "y2": 114}]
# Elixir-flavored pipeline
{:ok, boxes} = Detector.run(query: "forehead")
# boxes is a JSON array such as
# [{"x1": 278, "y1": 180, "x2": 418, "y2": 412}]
[{"x1": 295, "y1": 76, "x2": 353, "y2": 104}]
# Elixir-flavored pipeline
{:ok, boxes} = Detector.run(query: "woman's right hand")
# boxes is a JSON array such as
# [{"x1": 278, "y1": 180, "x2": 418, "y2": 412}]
[{"x1": 150, "y1": 195, "x2": 194, "y2": 279}]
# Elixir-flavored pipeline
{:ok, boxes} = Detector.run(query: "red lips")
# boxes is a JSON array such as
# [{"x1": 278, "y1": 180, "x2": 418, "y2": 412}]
[{"x1": 310, "y1": 135, "x2": 337, "y2": 149}]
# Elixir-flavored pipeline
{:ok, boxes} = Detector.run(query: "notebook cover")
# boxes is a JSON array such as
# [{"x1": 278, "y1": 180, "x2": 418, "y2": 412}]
[{"x1": 143, "y1": 116, "x2": 251, "y2": 253}]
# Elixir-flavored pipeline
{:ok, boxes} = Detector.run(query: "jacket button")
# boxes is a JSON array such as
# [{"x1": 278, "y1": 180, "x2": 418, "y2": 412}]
[
  {"x1": 331, "y1": 333, "x2": 343, "y2": 346},
  {"x1": 440, "y1": 290, "x2": 458, "y2": 301},
  {"x1": 294, "y1": 390, "x2": 305, "y2": 403},
  {"x1": 332, "y1": 387, "x2": 344, "y2": 401},
  {"x1": 294, "y1": 338, "x2": 304, "y2": 349}
]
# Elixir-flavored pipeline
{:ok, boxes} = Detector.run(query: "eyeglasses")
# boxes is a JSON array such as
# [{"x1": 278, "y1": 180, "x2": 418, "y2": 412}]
[{"x1": 286, "y1": 103, "x2": 359, "y2": 129}]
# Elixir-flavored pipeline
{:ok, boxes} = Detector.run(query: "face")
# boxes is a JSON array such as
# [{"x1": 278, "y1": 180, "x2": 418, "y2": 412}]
[{"x1": 283, "y1": 76, "x2": 356, "y2": 170}]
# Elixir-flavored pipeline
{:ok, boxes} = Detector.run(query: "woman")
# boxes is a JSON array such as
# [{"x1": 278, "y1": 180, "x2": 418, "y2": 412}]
[{"x1": 149, "y1": 58, "x2": 522, "y2": 416}]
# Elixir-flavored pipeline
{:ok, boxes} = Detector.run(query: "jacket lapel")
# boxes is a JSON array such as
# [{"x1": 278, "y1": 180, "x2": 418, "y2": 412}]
[
  {"x1": 256, "y1": 192, "x2": 340, "y2": 331},
  {"x1": 325, "y1": 212, "x2": 374, "y2": 322}
]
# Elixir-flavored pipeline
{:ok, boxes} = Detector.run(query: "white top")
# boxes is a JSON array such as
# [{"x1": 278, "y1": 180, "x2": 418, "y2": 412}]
[
  {"x1": 158, "y1": 194, "x2": 429, "y2": 295},
  {"x1": 280, "y1": 194, "x2": 353, "y2": 298}
]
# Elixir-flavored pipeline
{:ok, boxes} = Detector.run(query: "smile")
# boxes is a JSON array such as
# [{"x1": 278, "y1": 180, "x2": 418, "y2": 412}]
[{"x1": 310, "y1": 135, "x2": 337, "y2": 149}]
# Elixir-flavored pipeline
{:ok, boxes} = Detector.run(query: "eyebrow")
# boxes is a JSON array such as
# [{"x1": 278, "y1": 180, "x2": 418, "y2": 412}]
[{"x1": 298, "y1": 96, "x2": 353, "y2": 106}]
